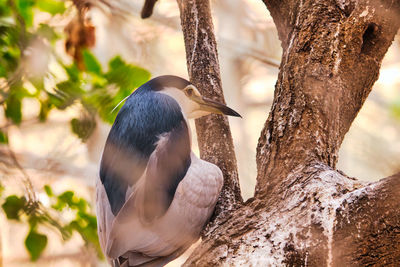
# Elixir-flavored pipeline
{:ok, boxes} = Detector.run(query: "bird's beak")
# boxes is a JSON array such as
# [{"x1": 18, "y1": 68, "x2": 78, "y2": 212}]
[{"x1": 197, "y1": 96, "x2": 242, "y2": 117}]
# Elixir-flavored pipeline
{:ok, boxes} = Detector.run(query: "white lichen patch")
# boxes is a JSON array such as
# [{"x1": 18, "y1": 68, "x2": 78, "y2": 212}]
[
  {"x1": 359, "y1": 6, "x2": 375, "y2": 19},
  {"x1": 286, "y1": 0, "x2": 303, "y2": 65},
  {"x1": 189, "y1": 2, "x2": 199, "y2": 74},
  {"x1": 360, "y1": 7, "x2": 369, "y2": 17},
  {"x1": 336, "y1": 0, "x2": 348, "y2": 11},
  {"x1": 221, "y1": 165, "x2": 374, "y2": 267},
  {"x1": 332, "y1": 23, "x2": 342, "y2": 75}
]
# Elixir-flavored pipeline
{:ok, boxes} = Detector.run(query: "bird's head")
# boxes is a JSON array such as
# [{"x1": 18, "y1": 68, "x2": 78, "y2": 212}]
[{"x1": 152, "y1": 75, "x2": 241, "y2": 119}]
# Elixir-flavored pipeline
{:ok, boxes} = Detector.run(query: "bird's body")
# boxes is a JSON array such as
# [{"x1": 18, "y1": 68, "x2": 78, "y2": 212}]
[
  {"x1": 96, "y1": 153, "x2": 222, "y2": 265},
  {"x1": 96, "y1": 76, "x2": 240, "y2": 266}
]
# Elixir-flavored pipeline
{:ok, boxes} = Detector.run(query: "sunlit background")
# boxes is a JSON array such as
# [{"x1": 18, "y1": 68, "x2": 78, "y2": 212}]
[{"x1": 0, "y1": 0, "x2": 399, "y2": 266}]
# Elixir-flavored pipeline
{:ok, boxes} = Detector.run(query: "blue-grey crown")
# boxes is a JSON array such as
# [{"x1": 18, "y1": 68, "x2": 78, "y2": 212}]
[{"x1": 139, "y1": 75, "x2": 191, "y2": 92}]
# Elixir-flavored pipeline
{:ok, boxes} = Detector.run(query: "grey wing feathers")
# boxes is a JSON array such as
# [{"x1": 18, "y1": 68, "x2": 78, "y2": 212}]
[
  {"x1": 99, "y1": 89, "x2": 187, "y2": 216},
  {"x1": 114, "y1": 120, "x2": 191, "y2": 223},
  {"x1": 100, "y1": 140, "x2": 147, "y2": 215},
  {"x1": 106, "y1": 120, "x2": 191, "y2": 258},
  {"x1": 141, "y1": 120, "x2": 191, "y2": 222}
]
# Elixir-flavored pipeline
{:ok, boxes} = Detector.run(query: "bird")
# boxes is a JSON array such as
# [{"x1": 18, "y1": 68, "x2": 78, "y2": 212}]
[{"x1": 96, "y1": 75, "x2": 241, "y2": 267}]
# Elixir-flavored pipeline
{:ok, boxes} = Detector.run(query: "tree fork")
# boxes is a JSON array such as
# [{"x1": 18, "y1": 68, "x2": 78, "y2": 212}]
[{"x1": 182, "y1": 0, "x2": 400, "y2": 266}]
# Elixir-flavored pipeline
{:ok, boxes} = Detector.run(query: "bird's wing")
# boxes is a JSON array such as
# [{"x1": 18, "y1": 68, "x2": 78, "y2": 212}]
[
  {"x1": 99, "y1": 137, "x2": 148, "y2": 216},
  {"x1": 98, "y1": 90, "x2": 191, "y2": 259},
  {"x1": 118, "y1": 119, "x2": 191, "y2": 223},
  {"x1": 106, "y1": 120, "x2": 192, "y2": 258},
  {"x1": 97, "y1": 113, "x2": 149, "y2": 260},
  {"x1": 96, "y1": 175, "x2": 115, "y2": 258},
  {"x1": 99, "y1": 91, "x2": 187, "y2": 217}
]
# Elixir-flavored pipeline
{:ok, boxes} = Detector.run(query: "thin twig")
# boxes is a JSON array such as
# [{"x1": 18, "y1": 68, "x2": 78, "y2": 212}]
[
  {"x1": 5, "y1": 149, "x2": 71, "y2": 239},
  {"x1": 141, "y1": 0, "x2": 158, "y2": 19},
  {"x1": 7, "y1": 146, "x2": 37, "y2": 202}
]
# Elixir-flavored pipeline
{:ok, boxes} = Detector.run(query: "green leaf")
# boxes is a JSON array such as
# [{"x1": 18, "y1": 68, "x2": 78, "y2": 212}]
[
  {"x1": 105, "y1": 56, "x2": 150, "y2": 89},
  {"x1": 25, "y1": 229, "x2": 48, "y2": 261},
  {"x1": 37, "y1": 23, "x2": 58, "y2": 42},
  {"x1": 52, "y1": 80, "x2": 84, "y2": 109},
  {"x1": 47, "y1": 92, "x2": 63, "y2": 108},
  {"x1": 0, "y1": 0, "x2": 11, "y2": 17},
  {"x1": 37, "y1": 0, "x2": 66, "y2": 15},
  {"x1": 5, "y1": 94, "x2": 22, "y2": 124},
  {"x1": 2, "y1": 45, "x2": 21, "y2": 73},
  {"x1": 70, "y1": 117, "x2": 96, "y2": 141},
  {"x1": 64, "y1": 64, "x2": 80, "y2": 82},
  {"x1": 391, "y1": 102, "x2": 400, "y2": 120},
  {"x1": 83, "y1": 91, "x2": 116, "y2": 124},
  {"x1": 58, "y1": 191, "x2": 74, "y2": 206},
  {"x1": 56, "y1": 80, "x2": 84, "y2": 95},
  {"x1": 83, "y1": 50, "x2": 101, "y2": 75},
  {"x1": 0, "y1": 64, "x2": 6, "y2": 77},
  {"x1": 108, "y1": 56, "x2": 124, "y2": 70},
  {"x1": 0, "y1": 130, "x2": 8, "y2": 144},
  {"x1": 0, "y1": 182, "x2": 4, "y2": 197},
  {"x1": 44, "y1": 185, "x2": 53, "y2": 196},
  {"x1": 15, "y1": 0, "x2": 35, "y2": 27},
  {"x1": 2, "y1": 195, "x2": 26, "y2": 220},
  {"x1": 74, "y1": 198, "x2": 88, "y2": 212},
  {"x1": 39, "y1": 100, "x2": 51, "y2": 121},
  {"x1": 29, "y1": 77, "x2": 44, "y2": 92},
  {"x1": 28, "y1": 214, "x2": 40, "y2": 228}
]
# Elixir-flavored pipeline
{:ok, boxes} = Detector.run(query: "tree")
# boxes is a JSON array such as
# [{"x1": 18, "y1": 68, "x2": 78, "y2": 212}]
[{"x1": 141, "y1": 0, "x2": 400, "y2": 265}]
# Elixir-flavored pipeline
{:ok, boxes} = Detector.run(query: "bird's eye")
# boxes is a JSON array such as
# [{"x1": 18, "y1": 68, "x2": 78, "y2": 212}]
[{"x1": 185, "y1": 87, "x2": 194, "y2": 97}]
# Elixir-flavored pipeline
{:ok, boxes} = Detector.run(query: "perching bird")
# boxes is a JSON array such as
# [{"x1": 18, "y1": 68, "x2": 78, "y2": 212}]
[{"x1": 96, "y1": 75, "x2": 240, "y2": 267}]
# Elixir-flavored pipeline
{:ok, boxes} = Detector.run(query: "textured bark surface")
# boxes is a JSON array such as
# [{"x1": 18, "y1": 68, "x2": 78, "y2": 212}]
[
  {"x1": 179, "y1": 0, "x2": 400, "y2": 266},
  {"x1": 177, "y1": 0, "x2": 243, "y2": 219},
  {"x1": 333, "y1": 174, "x2": 400, "y2": 266},
  {"x1": 255, "y1": 0, "x2": 400, "y2": 198}
]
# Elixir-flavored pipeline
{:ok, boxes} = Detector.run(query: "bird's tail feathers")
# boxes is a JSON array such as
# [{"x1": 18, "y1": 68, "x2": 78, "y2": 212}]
[
  {"x1": 114, "y1": 251, "x2": 162, "y2": 267},
  {"x1": 116, "y1": 246, "x2": 187, "y2": 267}
]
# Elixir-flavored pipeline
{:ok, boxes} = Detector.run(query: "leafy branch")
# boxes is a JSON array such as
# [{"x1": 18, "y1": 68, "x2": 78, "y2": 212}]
[{"x1": 0, "y1": 0, "x2": 151, "y2": 262}]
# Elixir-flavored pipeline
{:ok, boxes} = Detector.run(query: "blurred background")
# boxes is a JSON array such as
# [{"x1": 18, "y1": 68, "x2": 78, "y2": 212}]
[{"x1": 0, "y1": 0, "x2": 399, "y2": 266}]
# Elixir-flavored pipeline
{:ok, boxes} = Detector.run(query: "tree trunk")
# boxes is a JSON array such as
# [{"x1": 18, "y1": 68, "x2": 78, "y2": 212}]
[
  {"x1": 177, "y1": 0, "x2": 400, "y2": 266},
  {"x1": 176, "y1": 0, "x2": 243, "y2": 220}
]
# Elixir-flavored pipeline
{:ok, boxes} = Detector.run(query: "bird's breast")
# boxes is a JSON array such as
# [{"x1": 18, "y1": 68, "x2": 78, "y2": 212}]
[{"x1": 153, "y1": 153, "x2": 223, "y2": 245}]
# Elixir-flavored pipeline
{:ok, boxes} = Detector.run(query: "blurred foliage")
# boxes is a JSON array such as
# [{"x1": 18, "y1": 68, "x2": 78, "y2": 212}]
[
  {"x1": 0, "y1": 0, "x2": 150, "y2": 262},
  {"x1": 0, "y1": 181, "x2": 4, "y2": 196},
  {"x1": 1, "y1": 186, "x2": 102, "y2": 260},
  {"x1": 391, "y1": 99, "x2": 400, "y2": 121},
  {"x1": 0, "y1": 0, "x2": 150, "y2": 142}
]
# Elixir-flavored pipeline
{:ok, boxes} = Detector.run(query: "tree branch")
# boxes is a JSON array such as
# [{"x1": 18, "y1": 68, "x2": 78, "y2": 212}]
[
  {"x1": 183, "y1": 1, "x2": 400, "y2": 265},
  {"x1": 262, "y1": 0, "x2": 298, "y2": 49},
  {"x1": 256, "y1": 0, "x2": 400, "y2": 198},
  {"x1": 141, "y1": 0, "x2": 158, "y2": 19},
  {"x1": 176, "y1": 0, "x2": 242, "y2": 220}
]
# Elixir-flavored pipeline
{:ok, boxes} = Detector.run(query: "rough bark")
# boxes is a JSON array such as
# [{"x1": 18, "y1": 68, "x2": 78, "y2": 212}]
[
  {"x1": 181, "y1": 0, "x2": 400, "y2": 266},
  {"x1": 176, "y1": 0, "x2": 243, "y2": 219},
  {"x1": 255, "y1": 0, "x2": 400, "y2": 198},
  {"x1": 333, "y1": 173, "x2": 400, "y2": 266}
]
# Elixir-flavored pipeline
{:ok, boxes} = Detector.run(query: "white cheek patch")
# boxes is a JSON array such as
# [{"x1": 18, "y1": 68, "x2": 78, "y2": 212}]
[
  {"x1": 189, "y1": 110, "x2": 211, "y2": 119},
  {"x1": 159, "y1": 87, "x2": 200, "y2": 118}
]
